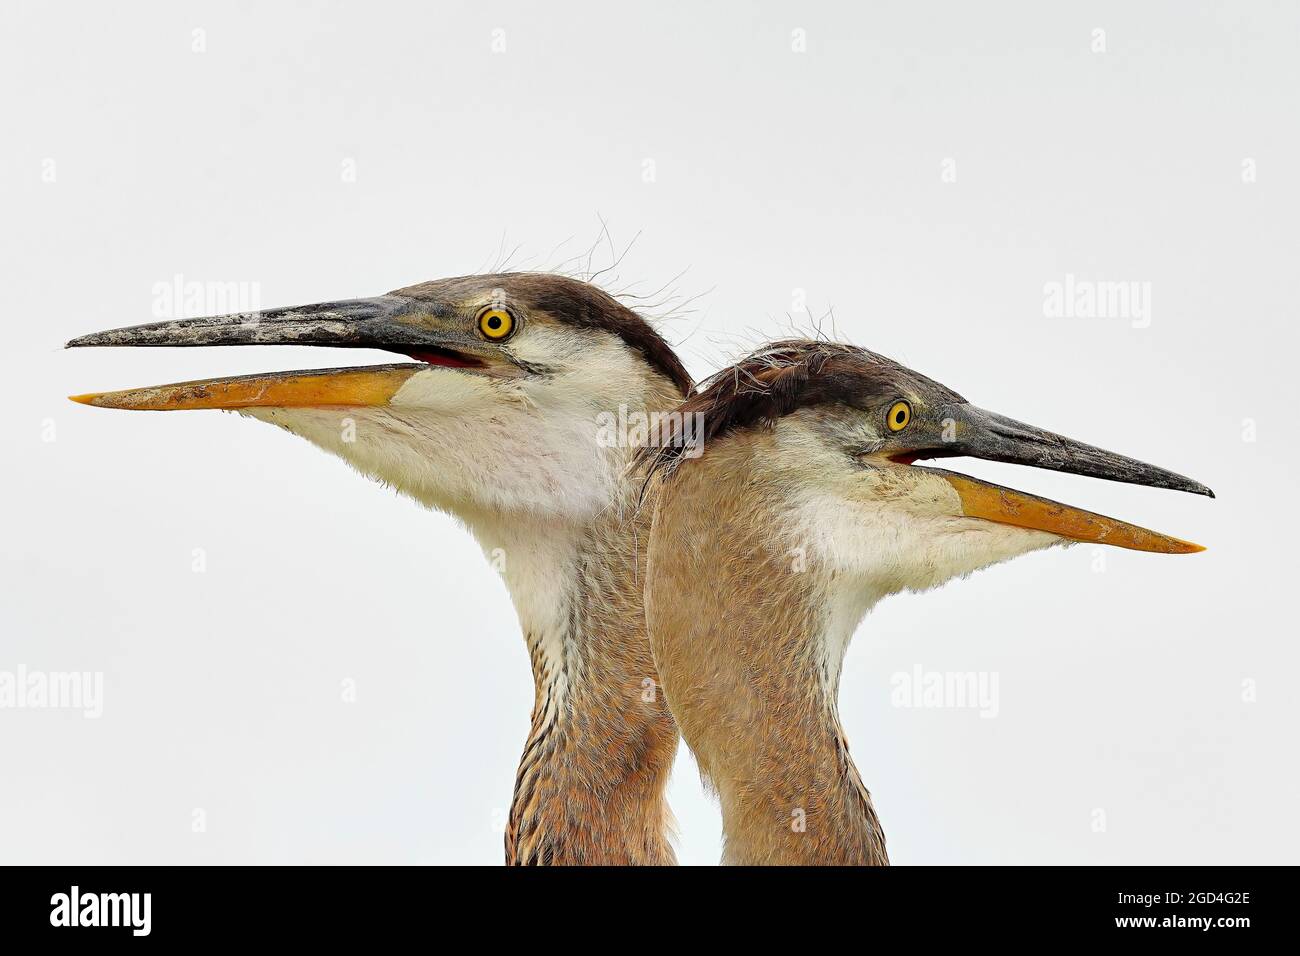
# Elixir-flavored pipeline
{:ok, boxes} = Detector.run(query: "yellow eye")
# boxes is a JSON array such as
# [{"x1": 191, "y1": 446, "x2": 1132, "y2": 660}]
[
  {"x1": 887, "y1": 400, "x2": 911, "y2": 432},
  {"x1": 478, "y1": 307, "x2": 515, "y2": 340}
]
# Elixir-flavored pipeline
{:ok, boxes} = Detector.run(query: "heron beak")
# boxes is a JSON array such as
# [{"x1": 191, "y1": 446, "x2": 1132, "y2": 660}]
[
  {"x1": 901, "y1": 405, "x2": 1213, "y2": 554},
  {"x1": 65, "y1": 295, "x2": 491, "y2": 410},
  {"x1": 68, "y1": 364, "x2": 421, "y2": 410}
]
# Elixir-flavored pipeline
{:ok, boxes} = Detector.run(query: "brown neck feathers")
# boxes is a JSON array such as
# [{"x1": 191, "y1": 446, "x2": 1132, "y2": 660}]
[
  {"x1": 505, "y1": 508, "x2": 679, "y2": 865},
  {"x1": 645, "y1": 431, "x2": 888, "y2": 865}
]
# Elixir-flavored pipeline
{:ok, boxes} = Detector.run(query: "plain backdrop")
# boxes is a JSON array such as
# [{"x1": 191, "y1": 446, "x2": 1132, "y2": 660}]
[{"x1": 2, "y1": 1, "x2": 1296, "y2": 864}]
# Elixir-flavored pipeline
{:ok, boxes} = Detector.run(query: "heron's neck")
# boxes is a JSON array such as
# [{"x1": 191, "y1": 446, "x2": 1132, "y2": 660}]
[
  {"x1": 473, "y1": 498, "x2": 677, "y2": 866},
  {"x1": 646, "y1": 444, "x2": 888, "y2": 865}
]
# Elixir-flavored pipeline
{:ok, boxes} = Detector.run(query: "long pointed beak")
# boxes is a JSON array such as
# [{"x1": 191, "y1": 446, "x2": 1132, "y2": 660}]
[
  {"x1": 937, "y1": 406, "x2": 1214, "y2": 498},
  {"x1": 66, "y1": 295, "x2": 486, "y2": 410},
  {"x1": 68, "y1": 296, "x2": 429, "y2": 350},
  {"x1": 905, "y1": 405, "x2": 1213, "y2": 554},
  {"x1": 69, "y1": 364, "x2": 421, "y2": 410}
]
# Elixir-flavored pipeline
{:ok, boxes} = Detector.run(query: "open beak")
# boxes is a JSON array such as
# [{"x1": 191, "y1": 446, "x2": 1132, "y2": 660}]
[
  {"x1": 899, "y1": 405, "x2": 1213, "y2": 554},
  {"x1": 66, "y1": 295, "x2": 492, "y2": 410}
]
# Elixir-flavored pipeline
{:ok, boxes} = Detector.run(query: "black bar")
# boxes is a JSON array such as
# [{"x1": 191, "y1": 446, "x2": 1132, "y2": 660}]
[{"x1": 0, "y1": 865, "x2": 1282, "y2": 943}]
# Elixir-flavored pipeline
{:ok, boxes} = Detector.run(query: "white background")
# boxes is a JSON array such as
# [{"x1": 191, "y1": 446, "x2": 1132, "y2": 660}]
[{"x1": 2, "y1": 1, "x2": 1296, "y2": 864}]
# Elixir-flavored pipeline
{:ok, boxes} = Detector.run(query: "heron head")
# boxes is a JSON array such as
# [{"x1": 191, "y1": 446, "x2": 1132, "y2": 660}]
[
  {"x1": 642, "y1": 340, "x2": 1212, "y2": 599},
  {"x1": 68, "y1": 273, "x2": 691, "y2": 521}
]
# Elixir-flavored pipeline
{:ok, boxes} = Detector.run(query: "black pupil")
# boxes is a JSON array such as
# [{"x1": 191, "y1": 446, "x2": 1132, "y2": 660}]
[
  {"x1": 895, "y1": 409, "x2": 906, "y2": 423},
  {"x1": 488, "y1": 315, "x2": 502, "y2": 330}
]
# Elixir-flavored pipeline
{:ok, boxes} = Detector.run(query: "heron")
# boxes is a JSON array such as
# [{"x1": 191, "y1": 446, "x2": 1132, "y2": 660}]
[
  {"x1": 67, "y1": 272, "x2": 693, "y2": 865},
  {"x1": 638, "y1": 340, "x2": 1213, "y2": 865}
]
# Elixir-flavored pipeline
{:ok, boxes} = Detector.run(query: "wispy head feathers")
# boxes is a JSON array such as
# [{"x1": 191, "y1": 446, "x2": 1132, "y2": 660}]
[{"x1": 635, "y1": 339, "x2": 965, "y2": 484}]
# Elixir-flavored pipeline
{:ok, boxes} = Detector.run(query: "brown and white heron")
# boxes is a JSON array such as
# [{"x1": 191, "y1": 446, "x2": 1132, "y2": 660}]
[
  {"x1": 639, "y1": 340, "x2": 1213, "y2": 865},
  {"x1": 68, "y1": 273, "x2": 693, "y2": 865}
]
